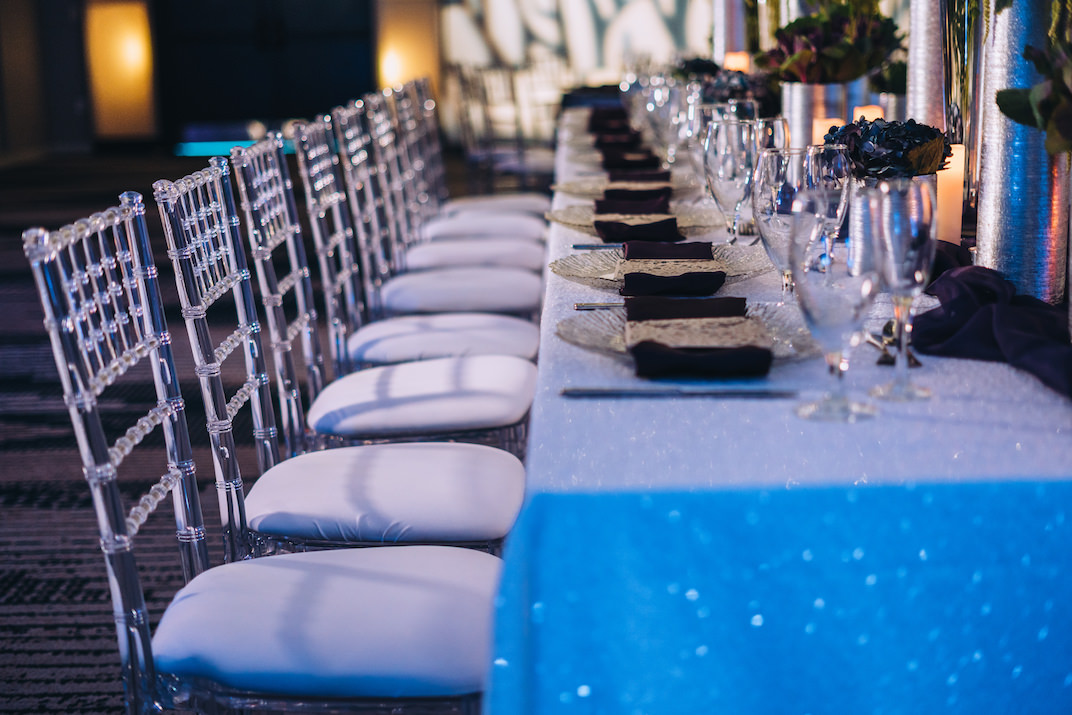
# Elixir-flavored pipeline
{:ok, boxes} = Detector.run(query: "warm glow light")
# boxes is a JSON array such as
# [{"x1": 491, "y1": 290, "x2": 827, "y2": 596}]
[
  {"x1": 937, "y1": 144, "x2": 966, "y2": 244},
  {"x1": 852, "y1": 105, "x2": 884, "y2": 121},
  {"x1": 722, "y1": 51, "x2": 751, "y2": 73},
  {"x1": 85, "y1": 1, "x2": 155, "y2": 138},
  {"x1": 812, "y1": 117, "x2": 841, "y2": 145},
  {"x1": 381, "y1": 48, "x2": 404, "y2": 87}
]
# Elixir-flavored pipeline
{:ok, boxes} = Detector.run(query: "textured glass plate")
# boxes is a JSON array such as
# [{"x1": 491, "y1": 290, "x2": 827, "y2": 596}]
[
  {"x1": 555, "y1": 303, "x2": 821, "y2": 362},
  {"x1": 546, "y1": 204, "x2": 725, "y2": 236},
  {"x1": 548, "y1": 244, "x2": 773, "y2": 291},
  {"x1": 552, "y1": 174, "x2": 699, "y2": 197}
]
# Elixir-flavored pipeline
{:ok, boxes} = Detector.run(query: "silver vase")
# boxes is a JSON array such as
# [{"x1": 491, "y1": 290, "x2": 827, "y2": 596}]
[
  {"x1": 847, "y1": 175, "x2": 938, "y2": 276},
  {"x1": 975, "y1": 1, "x2": 1069, "y2": 304},
  {"x1": 906, "y1": 0, "x2": 946, "y2": 129},
  {"x1": 878, "y1": 93, "x2": 906, "y2": 122},
  {"x1": 782, "y1": 82, "x2": 847, "y2": 149}
]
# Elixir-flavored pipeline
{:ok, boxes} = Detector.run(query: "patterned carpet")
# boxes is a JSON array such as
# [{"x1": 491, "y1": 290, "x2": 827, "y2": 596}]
[{"x1": 0, "y1": 152, "x2": 295, "y2": 713}]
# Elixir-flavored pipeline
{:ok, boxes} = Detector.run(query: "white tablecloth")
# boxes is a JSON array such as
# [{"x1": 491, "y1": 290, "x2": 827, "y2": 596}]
[{"x1": 486, "y1": 108, "x2": 1072, "y2": 714}]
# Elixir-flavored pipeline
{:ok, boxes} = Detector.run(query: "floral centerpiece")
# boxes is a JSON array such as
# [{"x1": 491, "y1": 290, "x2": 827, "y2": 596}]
[
  {"x1": 754, "y1": 0, "x2": 902, "y2": 84},
  {"x1": 824, "y1": 118, "x2": 952, "y2": 178},
  {"x1": 700, "y1": 69, "x2": 782, "y2": 119},
  {"x1": 869, "y1": 59, "x2": 907, "y2": 96}
]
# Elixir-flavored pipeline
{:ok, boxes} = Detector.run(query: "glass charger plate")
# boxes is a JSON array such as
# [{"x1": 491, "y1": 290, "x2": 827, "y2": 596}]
[
  {"x1": 552, "y1": 174, "x2": 699, "y2": 197},
  {"x1": 548, "y1": 244, "x2": 773, "y2": 291},
  {"x1": 555, "y1": 303, "x2": 821, "y2": 363},
  {"x1": 546, "y1": 204, "x2": 725, "y2": 236}
]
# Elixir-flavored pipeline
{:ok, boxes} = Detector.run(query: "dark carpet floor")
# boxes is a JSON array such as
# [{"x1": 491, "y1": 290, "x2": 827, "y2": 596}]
[{"x1": 0, "y1": 147, "x2": 505, "y2": 713}]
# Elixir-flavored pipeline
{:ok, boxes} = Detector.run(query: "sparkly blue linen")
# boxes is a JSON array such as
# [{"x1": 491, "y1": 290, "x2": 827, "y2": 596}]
[{"x1": 488, "y1": 483, "x2": 1072, "y2": 714}]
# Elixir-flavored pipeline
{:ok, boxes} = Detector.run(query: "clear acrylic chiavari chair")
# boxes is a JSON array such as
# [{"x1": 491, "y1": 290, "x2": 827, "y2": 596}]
[
  {"x1": 291, "y1": 115, "x2": 540, "y2": 371},
  {"x1": 24, "y1": 194, "x2": 501, "y2": 714},
  {"x1": 333, "y1": 96, "x2": 544, "y2": 321},
  {"x1": 230, "y1": 137, "x2": 536, "y2": 459},
  {"x1": 157, "y1": 154, "x2": 524, "y2": 553}
]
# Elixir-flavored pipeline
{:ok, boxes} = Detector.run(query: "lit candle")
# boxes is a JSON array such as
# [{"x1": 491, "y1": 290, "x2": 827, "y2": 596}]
[
  {"x1": 852, "y1": 105, "x2": 885, "y2": 122},
  {"x1": 722, "y1": 51, "x2": 751, "y2": 73},
  {"x1": 812, "y1": 117, "x2": 841, "y2": 145},
  {"x1": 937, "y1": 144, "x2": 966, "y2": 244}
]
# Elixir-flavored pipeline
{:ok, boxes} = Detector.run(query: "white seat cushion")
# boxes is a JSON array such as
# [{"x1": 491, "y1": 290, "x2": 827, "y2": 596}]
[
  {"x1": 347, "y1": 313, "x2": 539, "y2": 365},
  {"x1": 306, "y1": 354, "x2": 536, "y2": 437},
  {"x1": 441, "y1": 193, "x2": 551, "y2": 217},
  {"x1": 245, "y1": 442, "x2": 525, "y2": 542},
  {"x1": 405, "y1": 237, "x2": 545, "y2": 272},
  {"x1": 152, "y1": 546, "x2": 500, "y2": 698},
  {"x1": 421, "y1": 212, "x2": 547, "y2": 241},
  {"x1": 380, "y1": 267, "x2": 542, "y2": 316}
]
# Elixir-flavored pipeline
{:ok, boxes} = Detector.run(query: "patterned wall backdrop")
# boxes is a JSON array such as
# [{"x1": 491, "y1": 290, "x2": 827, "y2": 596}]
[{"x1": 440, "y1": 0, "x2": 714, "y2": 76}]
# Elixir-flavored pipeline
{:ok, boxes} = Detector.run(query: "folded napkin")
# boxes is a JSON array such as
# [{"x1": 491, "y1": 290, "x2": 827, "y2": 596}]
[
  {"x1": 625, "y1": 296, "x2": 747, "y2": 321},
  {"x1": 620, "y1": 271, "x2": 727, "y2": 297},
  {"x1": 630, "y1": 341, "x2": 773, "y2": 378},
  {"x1": 594, "y1": 132, "x2": 641, "y2": 149},
  {"x1": 594, "y1": 217, "x2": 685, "y2": 243},
  {"x1": 607, "y1": 169, "x2": 672, "y2": 183},
  {"x1": 594, "y1": 194, "x2": 671, "y2": 215},
  {"x1": 913, "y1": 266, "x2": 1072, "y2": 397},
  {"x1": 622, "y1": 240, "x2": 713, "y2": 260},
  {"x1": 930, "y1": 240, "x2": 974, "y2": 285},
  {"x1": 600, "y1": 149, "x2": 662, "y2": 170},
  {"x1": 587, "y1": 107, "x2": 629, "y2": 132},
  {"x1": 603, "y1": 187, "x2": 672, "y2": 202}
]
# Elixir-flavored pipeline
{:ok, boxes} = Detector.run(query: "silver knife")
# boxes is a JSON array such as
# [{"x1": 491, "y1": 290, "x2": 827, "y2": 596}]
[
  {"x1": 574, "y1": 302, "x2": 625, "y2": 310},
  {"x1": 572, "y1": 243, "x2": 623, "y2": 250},
  {"x1": 561, "y1": 386, "x2": 798, "y2": 399}
]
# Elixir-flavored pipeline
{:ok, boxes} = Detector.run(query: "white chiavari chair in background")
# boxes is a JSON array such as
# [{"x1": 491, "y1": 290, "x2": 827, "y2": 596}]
[
  {"x1": 230, "y1": 137, "x2": 536, "y2": 460},
  {"x1": 156, "y1": 154, "x2": 524, "y2": 554},
  {"x1": 23, "y1": 193, "x2": 501, "y2": 714},
  {"x1": 332, "y1": 98, "x2": 545, "y2": 322},
  {"x1": 291, "y1": 115, "x2": 541, "y2": 372}
]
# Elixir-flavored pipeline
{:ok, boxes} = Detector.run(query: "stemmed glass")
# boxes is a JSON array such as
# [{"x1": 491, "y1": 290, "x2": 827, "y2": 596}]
[
  {"x1": 804, "y1": 143, "x2": 852, "y2": 250},
  {"x1": 752, "y1": 147, "x2": 807, "y2": 297},
  {"x1": 790, "y1": 189, "x2": 881, "y2": 421},
  {"x1": 702, "y1": 118, "x2": 757, "y2": 242},
  {"x1": 869, "y1": 178, "x2": 938, "y2": 401}
]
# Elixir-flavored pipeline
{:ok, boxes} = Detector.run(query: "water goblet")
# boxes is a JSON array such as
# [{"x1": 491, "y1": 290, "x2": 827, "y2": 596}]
[
  {"x1": 789, "y1": 189, "x2": 881, "y2": 421},
  {"x1": 752, "y1": 147, "x2": 807, "y2": 297},
  {"x1": 753, "y1": 117, "x2": 790, "y2": 154},
  {"x1": 804, "y1": 143, "x2": 852, "y2": 250},
  {"x1": 702, "y1": 118, "x2": 757, "y2": 242},
  {"x1": 868, "y1": 177, "x2": 938, "y2": 401}
]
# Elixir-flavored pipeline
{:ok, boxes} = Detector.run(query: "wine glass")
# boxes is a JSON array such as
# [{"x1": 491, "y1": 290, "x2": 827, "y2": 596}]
[
  {"x1": 868, "y1": 177, "x2": 938, "y2": 401},
  {"x1": 752, "y1": 147, "x2": 807, "y2": 297},
  {"x1": 804, "y1": 143, "x2": 852, "y2": 250},
  {"x1": 753, "y1": 117, "x2": 790, "y2": 155},
  {"x1": 790, "y1": 189, "x2": 881, "y2": 421},
  {"x1": 702, "y1": 118, "x2": 757, "y2": 242}
]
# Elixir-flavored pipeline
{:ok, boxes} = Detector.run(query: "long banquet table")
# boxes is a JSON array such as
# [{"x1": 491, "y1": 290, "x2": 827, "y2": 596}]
[{"x1": 485, "y1": 108, "x2": 1072, "y2": 714}]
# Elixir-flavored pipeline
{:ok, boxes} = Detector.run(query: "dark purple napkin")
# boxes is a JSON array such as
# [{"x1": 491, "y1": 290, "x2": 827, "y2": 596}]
[
  {"x1": 625, "y1": 296, "x2": 746, "y2": 321},
  {"x1": 587, "y1": 107, "x2": 629, "y2": 132},
  {"x1": 594, "y1": 132, "x2": 641, "y2": 149},
  {"x1": 607, "y1": 169, "x2": 672, "y2": 183},
  {"x1": 913, "y1": 266, "x2": 1072, "y2": 398},
  {"x1": 929, "y1": 240, "x2": 974, "y2": 285},
  {"x1": 630, "y1": 341, "x2": 773, "y2": 378},
  {"x1": 622, "y1": 240, "x2": 713, "y2": 260},
  {"x1": 620, "y1": 271, "x2": 727, "y2": 297},
  {"x1": 594, "y1": 195, "x2": 671, "y2": 215},
  {"x1": 594, "y1": 217, "x2": 685, "y2": 243},
  {"x1": 600, "y1": 149, "x2": 662, "y2": 170},
  {"x1": 603, "y1": 187, "x2": 672, "y2": 202}
]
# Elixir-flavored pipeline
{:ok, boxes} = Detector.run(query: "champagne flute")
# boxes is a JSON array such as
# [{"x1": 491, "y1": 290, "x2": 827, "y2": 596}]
[
  {"x1": 752, "y1": 147, "x2": 807, "y2": 297},
  {"x1": 805, "y1": 143, "x2": 852, "y2": 251},
  {"x1": 869, "y1": 178, "x2": 938, "y2": 401},
  {"x1": 702, "y1": 118, "x2": 757, "y2": 242},
  {"x1": 790, "y1": 189, "x2": 881, "y2": 421}
]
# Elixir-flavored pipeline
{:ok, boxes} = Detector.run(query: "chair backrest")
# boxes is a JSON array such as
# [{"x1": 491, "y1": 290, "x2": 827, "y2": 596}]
[
  {"x1": 387, "y1": 84, "x2": 437, "y2": 228},
  {"x1": 228, "y1": 136, "x2": 327, "y2": 458},
  {"x1": 153, "y1": 157, "x2": 281, "y2": 562},
  {"x1": 408, "y1": 78, "x2": 450, "y2": 205},
  {"x1": 290, "y1": 115, "x2": 372, "y2": 367},
  {"x1": 360, "y1": 92, "x2": 423, "y2": 258},
  {"x1": 22, "y1": 192, "x2": 211, "y2": 709},
  {"x1": 332, "y1": 99, "x2": 401, "y2": 295}
]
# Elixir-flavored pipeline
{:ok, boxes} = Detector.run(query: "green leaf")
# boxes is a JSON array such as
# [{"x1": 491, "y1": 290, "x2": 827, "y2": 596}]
[
  {"x1": 906, "y1": 136, "x2": 949, "y2": 174},
  {"x1": 994, "y1": 0, "x2": 1014, "y2": 12},
  {"x1": 996, "y1": 88, "x2": 1041, "y2": 127},
  {"x1": 1044, "y1": 117, "x2": 1072, "y2": 154}
]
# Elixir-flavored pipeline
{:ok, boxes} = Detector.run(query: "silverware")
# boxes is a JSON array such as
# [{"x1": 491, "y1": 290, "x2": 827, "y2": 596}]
[
  {"x1": 572, "y1": 243, "x2": 622, "y2": 250},
  {"x1": 561, "y1": 386, "x2": 799, "y2": 399},
  {"x1": 574, "y1": 302, "x2": 625, "y2": 310}
]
